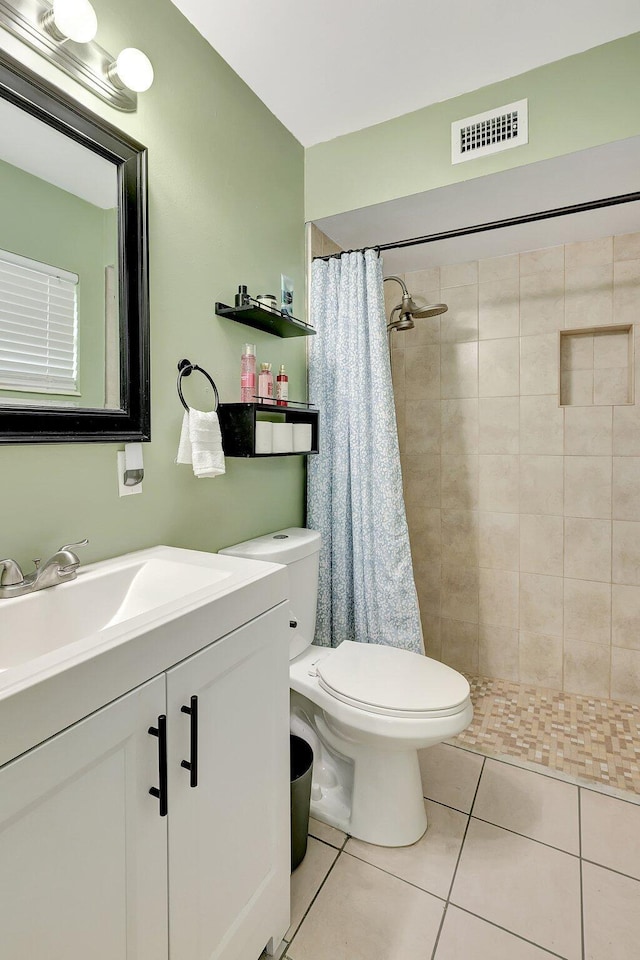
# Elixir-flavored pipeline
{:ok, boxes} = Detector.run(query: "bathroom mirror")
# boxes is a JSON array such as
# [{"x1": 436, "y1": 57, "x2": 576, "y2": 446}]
[{"x1": 0, "y1": 49, "x2": 149, "y2": 443}]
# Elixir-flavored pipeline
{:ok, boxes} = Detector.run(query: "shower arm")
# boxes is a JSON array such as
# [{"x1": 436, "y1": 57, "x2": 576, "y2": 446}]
[{"x1": 383, "y1": 276, "x2": 411, "y2": 327}]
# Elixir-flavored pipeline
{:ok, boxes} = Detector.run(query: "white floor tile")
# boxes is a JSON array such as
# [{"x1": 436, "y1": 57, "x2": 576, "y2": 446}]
[
  {"x1": 345, "y1": 799, "x2": 468, "y2": 898},
  {"x1": 287, "y1": 853, "x2": 444, "y2": 960},
  {"x1": 435, "y1": 905, "x2": 560, "y2": 959},
  {"x1": 581, "y1": 789, "x2": 640, "y2": 880},
  {"x1": 450, "y1": 819, "x2": 582, "y2": 960},
  {"x1": 308, "y1": 818, "x2": 347, "y2": 849},
  {"x1": 472, "y1": 758, "x2": 579, "y2": 853},
  {"x1": 287, "y1": 837, "x2": 338, "y2": 941},
  {"x1": 419, "y1": 743, "x2": 484, "y2": 812},
  {"x1": 583, "y1": 861, "x2": 640, "y2": 960}
]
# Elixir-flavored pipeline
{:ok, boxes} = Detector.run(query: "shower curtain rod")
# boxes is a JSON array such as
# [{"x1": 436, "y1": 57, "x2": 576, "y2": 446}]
[{"x1": 313, "y1": 190, "x2": 640, "y2": 260}]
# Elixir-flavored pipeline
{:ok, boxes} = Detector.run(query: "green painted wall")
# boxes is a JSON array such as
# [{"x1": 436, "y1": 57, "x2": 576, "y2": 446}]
[
  {"x1": 0, "y1": 157, "x2": 111, "y2": 407},
  {"x1": 0, "y1": 0, "x2": 306, "y2": 570},
  {"x1": 305, "y1": 33, "x2": 640, "y2": 221}
]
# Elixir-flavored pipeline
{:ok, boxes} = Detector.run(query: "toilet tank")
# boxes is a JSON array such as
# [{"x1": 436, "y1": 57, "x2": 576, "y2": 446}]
[{"x1": 219, "y1": 528, "x2": 321, "y2": 660}]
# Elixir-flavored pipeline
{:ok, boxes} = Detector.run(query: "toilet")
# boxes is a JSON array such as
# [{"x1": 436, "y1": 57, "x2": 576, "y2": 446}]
[{"x1": 220, "y1": 527, "x2": 473, "y2": 847}]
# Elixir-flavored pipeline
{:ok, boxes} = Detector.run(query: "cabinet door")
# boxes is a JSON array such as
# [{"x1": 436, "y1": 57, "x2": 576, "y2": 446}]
[
  {"x1": 0, "y1": 676, "x2": 168, "y2": 960},
  {"x1": 167, "y1": 604, "x2": 290, "y2": 960}
]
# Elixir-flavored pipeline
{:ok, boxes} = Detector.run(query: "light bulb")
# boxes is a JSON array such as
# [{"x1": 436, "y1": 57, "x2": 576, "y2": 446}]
[
  {"x1": 50, "y1": 0, "x2": 98, "y2": 43},
  {"x1": 112, "y1": 48, "x2": 154, "y2": 93}
]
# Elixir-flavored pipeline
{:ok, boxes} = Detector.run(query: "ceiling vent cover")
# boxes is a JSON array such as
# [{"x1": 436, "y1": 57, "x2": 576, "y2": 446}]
[{"x1": 452, "y1": 99, "x2": 528, "y2": 164}]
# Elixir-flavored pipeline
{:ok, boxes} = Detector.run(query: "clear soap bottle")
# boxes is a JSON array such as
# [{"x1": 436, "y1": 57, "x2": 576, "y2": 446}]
[{"x1": 240, "y1": 343, "x2": 256, "y2": 402}]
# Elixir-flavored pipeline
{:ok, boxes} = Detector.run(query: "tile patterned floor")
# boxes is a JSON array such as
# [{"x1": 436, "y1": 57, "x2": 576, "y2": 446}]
[
  {"x1": 453, "y1": 675, "x2": 640, "y2": 795},
  {"x1": 275, "y1": 745, "x2": 640, "y2": 960}
]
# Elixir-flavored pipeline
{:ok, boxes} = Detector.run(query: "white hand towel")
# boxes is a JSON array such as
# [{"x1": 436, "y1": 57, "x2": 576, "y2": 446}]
[{"x1": 176, "y1": 408, "x2": 225, "y2": 478}]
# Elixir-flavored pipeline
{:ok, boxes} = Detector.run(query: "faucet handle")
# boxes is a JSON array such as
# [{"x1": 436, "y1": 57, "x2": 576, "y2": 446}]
[
  {"x1": 58, "y1": 538, "x2": 89, "y2": 553},
  {"x1": 0, "y1": 558, "x2": 24, "y2": 586}
]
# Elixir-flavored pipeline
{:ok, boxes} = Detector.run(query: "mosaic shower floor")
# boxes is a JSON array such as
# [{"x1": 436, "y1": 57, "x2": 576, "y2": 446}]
[{"x1": 452, "y1": 675, "x2": 640, "y2": 797}]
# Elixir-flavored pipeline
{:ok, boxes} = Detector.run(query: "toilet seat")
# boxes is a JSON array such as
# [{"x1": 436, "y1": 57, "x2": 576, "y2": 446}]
[{"x1": 316, "y1": 641, "x2": 470, "y2": 719}]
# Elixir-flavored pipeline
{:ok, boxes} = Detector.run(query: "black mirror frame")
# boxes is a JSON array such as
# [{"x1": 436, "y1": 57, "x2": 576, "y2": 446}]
[{"x1": 0, "y1": 49, "x2": 150, "y2": 444}]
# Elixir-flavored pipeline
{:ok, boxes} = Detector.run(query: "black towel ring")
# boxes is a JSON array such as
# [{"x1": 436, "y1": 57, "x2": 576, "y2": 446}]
[{"x1": 177, "y1": 358, "x2": 219, "y2": 412}]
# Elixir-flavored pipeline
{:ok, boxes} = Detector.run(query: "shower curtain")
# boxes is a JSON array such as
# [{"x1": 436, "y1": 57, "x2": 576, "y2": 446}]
[{"x1": 308, "y1": 249, "x2": 424, "y2": 655}]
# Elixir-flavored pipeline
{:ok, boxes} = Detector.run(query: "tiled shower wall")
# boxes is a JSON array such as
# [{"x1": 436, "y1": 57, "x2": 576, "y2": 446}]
[{"x1": 388, "y1": 233, "x2": 640, "y2": 704}]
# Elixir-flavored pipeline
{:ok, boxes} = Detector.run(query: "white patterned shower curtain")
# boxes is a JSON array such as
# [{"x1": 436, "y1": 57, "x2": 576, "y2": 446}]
[{"x1": 308, "y1": 249, "x2": 424, "y2": 655}]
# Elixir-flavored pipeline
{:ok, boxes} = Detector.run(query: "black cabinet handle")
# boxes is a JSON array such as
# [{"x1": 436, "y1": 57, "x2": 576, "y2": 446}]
[
  {"x1": 180, "y1": 695, "x2": 198, "y2": 788},
  {"x1": 148, "y1": 715, "x2": 168, "y2": 816}
]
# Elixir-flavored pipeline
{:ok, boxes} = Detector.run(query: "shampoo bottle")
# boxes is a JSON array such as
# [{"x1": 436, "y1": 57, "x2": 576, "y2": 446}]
[
  {"x1": 276, "y1": 364, "x2": 288, "y2": 407},
  {"x1": 258, "y1": 362, "x2": 274, "y2": 404},
  {"x1": 240, "y1": 343, "x2": 256, "y2": 402}
]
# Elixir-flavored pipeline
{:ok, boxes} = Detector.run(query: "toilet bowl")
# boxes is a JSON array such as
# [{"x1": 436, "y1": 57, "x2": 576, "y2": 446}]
[{"x1": 220, "y1": 527, "x2": 473, "y2": 847}]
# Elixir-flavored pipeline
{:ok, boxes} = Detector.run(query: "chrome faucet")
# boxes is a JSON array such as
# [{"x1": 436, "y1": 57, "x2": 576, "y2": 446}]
[{"x1": 0, "y1": 539, "x2": 89, "y2": 599}]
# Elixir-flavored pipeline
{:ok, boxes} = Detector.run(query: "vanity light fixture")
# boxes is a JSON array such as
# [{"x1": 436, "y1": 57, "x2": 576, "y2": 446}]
[{"x1": 0, "y1": 0, "x2": 153, "y2": 110}]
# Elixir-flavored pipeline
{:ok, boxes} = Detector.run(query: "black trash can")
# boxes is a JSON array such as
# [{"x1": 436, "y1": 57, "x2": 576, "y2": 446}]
[{"x1": 290, "y1": 735, "x2": 314, "y2": 872}]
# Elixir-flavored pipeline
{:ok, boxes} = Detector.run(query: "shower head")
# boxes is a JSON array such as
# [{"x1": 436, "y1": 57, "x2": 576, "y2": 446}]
[{"x1": 383, "y1": 275, "x2": 448, "y2": 332}]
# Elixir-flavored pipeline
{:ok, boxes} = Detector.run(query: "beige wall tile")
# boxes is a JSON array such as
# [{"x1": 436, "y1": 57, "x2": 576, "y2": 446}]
[
  {"x1": 404, "y1": 344, "x2": 440, "y2": 400},
  {"x1": 478, "y1": 338, "x2": 519, "y2": 397},
  {"x1": 564, "y1": 406, "x2": 612, "y2": 455},
  {"x1": 404, "y1": 267, "x2": 440, "y2": 294},
  {"x1": 520, "y1": 573, "x2": 563, "y2": 638},
  {"x1": 479, "y1": 397, "x2": 520, "y2": 454},
  {"x1": 519, "y1": 631, "x2": 563, "y2": 687},
  {"x1": 520, "y1": 396, "x2": 564, "y2": 455},
  {"x1": 613, "y1": 457, "x2": 640, "y2": 520},
  {"x1": 564, "y1": 456, "x2": 612, "y2": 520},
  {"x1": 440, "y1": 260, "x2": 478, "y2": 288},
  {"x1": 613, "y1": 259, "x2": 640, "y2": 325},
  {"x1": 565, "y1": 264, "x2": 613, "y2": 328},
  {"x1": 422, "y1": 614, "x2": 442, "y2": 660},
  {"x1": 594, "y1": 329, "x2": 631, "y2": 369},
  {"x1": 581, "y1": 791, "x2": 640, "y2": 882},
  {"x1": 563, "y1": 639, "x2": 610, "y2": 698},
  {"x1": 520, "y1": 333, "x2": 558, "y2": 395},
  {"x1": 441, "y1": 510, "x2": 478, "y2": 567},
  {"x1": 440, "y1": 341, "x2": 478, "y2": 399},
  {"x1": 479, "y1": 454, "x2": 519, "y2": 513},
  {"x1": 478, "y1": 625, "x2": 519, "y2": 681},
  {"x1": 520, "y1": 244, "x2": 564, "y2": 276},
  {"x1": 391, "y1": 348, "x2": 405, "y2": 398},
  {"x1": 614, "y1": 232, "x2": 640, "y2": 262},
  {"x1": 561, "y1": 332, "x2": 594, "y2": 370},
  {"x1": 561, "y1": 369, "x2": 594, "y2": 405},
  {"x1": 520, "y1": 514, "x2": 563, "y2": 576},
  {"x1": 612, "y1": 520, "x2": 640, "y2": 585},
  {"x1": 405, "y1": 400, "x2": 441, "y2": 454},
  {"x1": 407, "y1": 506, "x2": 441, "y2": 562},
  {"x1": 594, "y1": 367, "x2": 629, "y2": 405},
  {"x1": 520, "y1": 271, "x2": 564, "y2": 336},
  {"x1": 611, "y1": 647, "x2": 640, "y2": 704},
  {"x1": 399, "y1": 289, "x2": 441, "y2": 347},
  {"x1": 441, "y1": 454, "x2": 478, "y2": 510},
  {"x1": 478, "y1": 511, "x2": 520, "y2": 571},
  {"x1": 564, "y1": 517, "x2": 612, "y2": 582},
  {"x1": 441, "y1": 565, "x2": 479, "y2": 622},
  {"x1": 520, "y1": 455, "x2": 564, "y2": 515},
  {"x1": 479, "y1": 568, "x2": 519, "y2": 628},
  {"x1": 565, "y1": 237, "x2": 613, "y2": 269},
  {"x1": 441, "y1": 398, "x2": 478, "y2": 455},
  {"x1": 441, "y1": 618, "x2": 479, "y2": 673},
  {"x1": 479, "y1": 254, "x2": 519, "y2": 283},
  {"x1": 613, "y1": 404, "x2": 640, "y2": 455},
  {"x1": 403, "y1": 454, "x2": 441, "y2": 509},
  {"x1": 612, "y1": 584, "x2": 640, "y2": 650},
  {"x1": 479, "y1": 279, "x2": 519, "y2": 340},
  {"x1": 441, "y1": 284, "x2": 478, "y2": 343},
  {"x1": 564, "y1": 578, "x2": 611, "y2": 645},
  {"x1": 414, "y1": 559, "x2": 441, "y2": 617}
]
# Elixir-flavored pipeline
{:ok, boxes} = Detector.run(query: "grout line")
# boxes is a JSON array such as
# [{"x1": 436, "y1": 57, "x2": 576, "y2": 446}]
[
  {"x1": 444, "y1": 755, "x2": 485, "y2": 904},
  {"x1": 448, "y1": 905, "x2": 569, "y2": 960},
  {"x1": 285, "y1": 846, "x2": 342, "y2": 950},
  {"x1": 578, "y1": 788, "x2": 586, "y2": 960},
  {"x1": 339, "y1": 848, "x2": 448, "y2": 902},
  {"x1": 581, "y1": 856, "x2": 640, "y2": 885},
  {"x1": 469, "y1": 814, "x2": 580, "y2": 859},
  {"x1": 429, "y1": 900, "x2": 449, "y2": 960}
]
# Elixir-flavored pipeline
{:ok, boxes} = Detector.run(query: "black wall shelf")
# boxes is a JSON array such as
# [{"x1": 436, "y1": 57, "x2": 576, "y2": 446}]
[
  {"x1": 218, "y1": 403, "x2": 319, "y2": 458},
  {"x1": 215, "y1": 302, "x2": 316, "y2": 339}
]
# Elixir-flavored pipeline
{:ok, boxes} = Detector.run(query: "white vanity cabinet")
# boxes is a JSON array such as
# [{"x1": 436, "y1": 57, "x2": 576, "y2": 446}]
[{"x1": 0, "y1": 602, "x2": 290, "y2": 960}]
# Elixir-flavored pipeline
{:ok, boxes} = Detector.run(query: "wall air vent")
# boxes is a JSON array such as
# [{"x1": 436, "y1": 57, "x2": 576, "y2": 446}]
[{"x1": 451, "y1": 99, "x2": 528, "y2": 164}]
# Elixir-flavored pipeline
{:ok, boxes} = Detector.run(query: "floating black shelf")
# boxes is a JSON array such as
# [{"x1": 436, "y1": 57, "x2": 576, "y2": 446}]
[
  {"x1": 215, "y1": 302, "x2": 316, "y2": 339},
  {"x1": 218, "y1": 403, "x2": 319, "y2": 458}
]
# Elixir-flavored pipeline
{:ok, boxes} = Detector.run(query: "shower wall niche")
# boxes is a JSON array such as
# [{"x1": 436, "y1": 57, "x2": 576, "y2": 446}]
[{"x1": 389, "y1": 231, "x2": 640, "y2": 705}]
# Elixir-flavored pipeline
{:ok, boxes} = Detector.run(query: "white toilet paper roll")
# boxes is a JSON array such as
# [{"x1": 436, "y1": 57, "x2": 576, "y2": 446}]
[
  {"x1": 272, "y1": 422, "x2": 293, "y2": 453},
  {"x1": 255, "y1": 421, "x2": 272, "y2": 454},
  {"x1": 292, "y1": 423, "x2": 313, "y2": 452}
]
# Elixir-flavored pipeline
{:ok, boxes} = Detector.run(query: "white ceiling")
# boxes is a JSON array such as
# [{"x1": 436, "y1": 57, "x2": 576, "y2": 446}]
[
  {"x1": 170, "y1": 0, "x2": 640, "y2": 146},
  {"x1": 314, "y1": 137, "x2": 640, "y2": 274}
]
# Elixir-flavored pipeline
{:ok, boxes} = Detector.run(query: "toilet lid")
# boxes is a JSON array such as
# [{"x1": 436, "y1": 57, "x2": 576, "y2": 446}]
[{"x1": 316, "y1": 641, "x2": 470, "y2": 719}]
